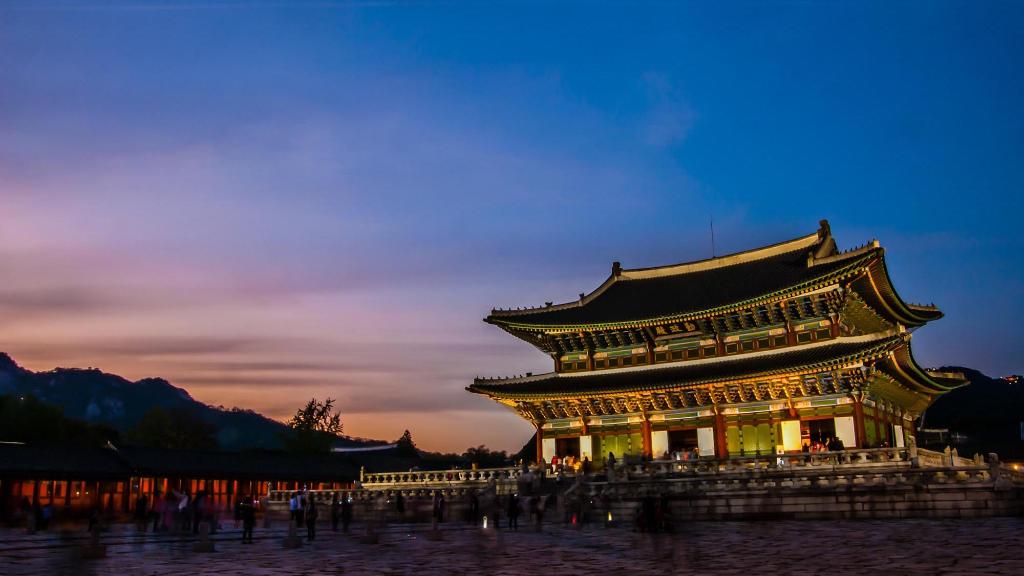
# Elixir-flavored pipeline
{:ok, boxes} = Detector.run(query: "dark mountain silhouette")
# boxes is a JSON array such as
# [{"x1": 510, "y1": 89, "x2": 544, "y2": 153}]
[
  {"x1": 921, "y1": 366, "x2": 1024, "y2": 459},
  {"x1": 0, "y1": 352, "x2": 383, "y2": 451}
]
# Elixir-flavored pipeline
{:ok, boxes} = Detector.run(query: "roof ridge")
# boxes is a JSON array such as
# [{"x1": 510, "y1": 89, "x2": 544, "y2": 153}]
[
  {"x1": 489, "y1": 220, "x2": 832, "y2": 317},
  {"x1": 623, "y1": 228, "x2": 824, "y2": 280}
]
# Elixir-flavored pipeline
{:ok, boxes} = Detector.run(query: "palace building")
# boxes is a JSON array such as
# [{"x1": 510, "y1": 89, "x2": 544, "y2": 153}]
[{"x1": 469, "y1": 221, "x2": 966, "y2": 466}]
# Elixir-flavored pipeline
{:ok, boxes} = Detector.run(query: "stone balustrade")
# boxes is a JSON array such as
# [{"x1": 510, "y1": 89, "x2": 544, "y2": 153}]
[
  {"x1": 361, "y1": 466, "x2": 522, "y2": 487},
  {"x1": 624, "y1": 447, "x2": 912, "y2": 479},
  {"x1": 264, "y1": 447, "x2": 1022, "y2": 506},
  {"x1": 589, "y1": 464, "x2": 997, "y2": 499}
]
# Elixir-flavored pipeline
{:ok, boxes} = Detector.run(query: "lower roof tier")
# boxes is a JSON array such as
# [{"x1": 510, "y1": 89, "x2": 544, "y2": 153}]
[{"x1": 468, "y1": 332, "x2": 963, "y2": 401}]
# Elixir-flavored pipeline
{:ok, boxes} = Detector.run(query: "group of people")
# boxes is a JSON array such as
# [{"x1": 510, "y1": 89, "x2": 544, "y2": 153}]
[
  {"x1": 288, "y1": 491, "x2": 354, "y2": 540},
  {"x1": 549, "y1": 454, "x2": 592, "y2": 476},
  {"x1": 804, "y1": 436, "x2": 846, "y2": 452},
  {"x1": 16, "y1": 497, "x2": 55, "y2": 533},
  {"x1": 131, "y1": 489, "x2": 225, "y2": 535},
  {"x1": 667, "y1": 447, "x2": 702, "y2": 461},
  {"x1": 635, "y1": 494, "x2": 673, "y2": 533}
]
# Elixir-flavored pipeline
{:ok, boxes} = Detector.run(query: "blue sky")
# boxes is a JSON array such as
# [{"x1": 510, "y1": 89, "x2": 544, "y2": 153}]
[{"x1": 1, "y1": 1, "x2": 1021, "y2": 451}]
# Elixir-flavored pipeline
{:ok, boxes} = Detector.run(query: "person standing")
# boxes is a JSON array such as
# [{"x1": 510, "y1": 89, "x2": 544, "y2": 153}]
[
  {"x1": 395, "y1": 492, "x2": 405, "y2": 520},
  {"x1": 305, "y1": 495, "x2": 318, "y2": 541},
  {"x1": 468, "y1": 492, "x2": 479, "y2": 525},
  {"x1": 330, "y1": 494, "x2": 341, "y2": 532},
  {"x1": 288, "y1": 492, "x2": 299, "y2": 525},
  {"x1": 177, "y1": 490, "x2": 191, "y2": 532},
  {"x1": 152, "y1": 490, "x2": 164, "y2": 532},
  {"x1": 161, "y1": 491, "x2": 176, "y2": 532},
  {"x1": 134, "y1": 494, "x2": 148, "y2": 532},
  {"x1": 341, "y1": 495, "x2": 353, "y2": 533},
  {"x1": 507, "y1": 493, "x2": 520, "y2": 530},
  {"x1": 191, "y1": 491, "x2": 203, "y2": 534},
  {"x1": 240, "y1": 495, "x2": 256, "y2": 544}
]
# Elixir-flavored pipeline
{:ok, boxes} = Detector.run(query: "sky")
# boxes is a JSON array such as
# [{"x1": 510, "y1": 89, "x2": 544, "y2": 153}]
[{"x1": 1, "y1": 1, "x2": 1022, "y2": 453}]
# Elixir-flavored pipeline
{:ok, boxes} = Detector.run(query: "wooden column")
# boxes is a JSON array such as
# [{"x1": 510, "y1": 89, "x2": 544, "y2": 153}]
[
  {"x1": 121, "y1": 479, "x2": 131, "y2": 513},
  {"x1": 872, "y1": 404, "x2": 881, "y2": 446},
  {"x1": 852, "y1": 399, "x2": 866, "y2": 448},
  {"x1": 640, "y1": 414, "x2": 652, "y2": 458},
  {"x1": 534, "y1": 425, "x2": 544, "y2": 465},
  {"x1": 713, "y1": 410, "x2": 728, "y2": 459}
]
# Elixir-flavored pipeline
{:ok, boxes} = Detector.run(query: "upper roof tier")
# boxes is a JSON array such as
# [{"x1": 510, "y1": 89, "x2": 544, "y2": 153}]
[{"x1": 486, "y1": 220, "x2": 942, "y2": 331}]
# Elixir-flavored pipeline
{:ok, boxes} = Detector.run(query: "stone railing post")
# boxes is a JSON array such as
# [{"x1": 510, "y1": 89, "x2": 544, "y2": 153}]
[{"x1": 988, "y1": 453, "x2": 1002, "y2": 486}]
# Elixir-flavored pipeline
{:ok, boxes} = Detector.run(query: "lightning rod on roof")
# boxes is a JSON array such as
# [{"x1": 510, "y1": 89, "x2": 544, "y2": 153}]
[{"x1": 710, "y1": 216, "x2": 716, "y2": 258}]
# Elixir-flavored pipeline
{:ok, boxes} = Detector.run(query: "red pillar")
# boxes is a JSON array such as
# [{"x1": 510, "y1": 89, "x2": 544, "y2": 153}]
[
  {"x1": 714, "y1": 411, "x2": 728, "y2": 459},
  {"x1": 853, "y1": 400, "x2": 866, "y2": 448},
  {"x1": 535, "y1": 426, "x2": 544, "y2": 465},
  {"x1": 640, "y1": 416, "x2": 652, "y2": 458}
]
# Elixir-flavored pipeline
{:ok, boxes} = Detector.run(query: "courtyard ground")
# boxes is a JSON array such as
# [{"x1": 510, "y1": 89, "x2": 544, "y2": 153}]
[{"x1": 1, "y1": 517, "x2": 1021, "y2": 575}]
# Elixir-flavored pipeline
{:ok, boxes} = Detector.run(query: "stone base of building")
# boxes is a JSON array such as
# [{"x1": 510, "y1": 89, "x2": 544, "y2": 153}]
[{"x1": 601, "y1": 484, "x2": 1024, "y2": 521}]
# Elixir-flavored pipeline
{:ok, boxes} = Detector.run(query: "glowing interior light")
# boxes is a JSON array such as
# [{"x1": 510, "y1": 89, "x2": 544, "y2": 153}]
[
  {"x1": 607, "y1": 512, "x2": 613, "y2": 522},
  {"x1": 482, "y1": 515, "x2": 488, "y2": 529}
]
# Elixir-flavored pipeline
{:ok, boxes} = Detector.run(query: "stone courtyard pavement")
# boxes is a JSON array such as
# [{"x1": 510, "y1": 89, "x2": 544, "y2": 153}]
[{"x1": 1, "y1": 518, "x2": 1022, "y2": 575}]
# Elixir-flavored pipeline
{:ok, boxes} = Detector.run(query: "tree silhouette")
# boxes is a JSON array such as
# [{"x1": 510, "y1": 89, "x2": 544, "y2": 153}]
[
  {"x1": 282, "y1": 397, "x2": 343, "y2": 453},
  {"x1": 462, "y1": 445, "x2": 510, "y2": 468},
  {"x1": 0, "y1": 394, "x2": 118, "y2": 447},
  {"x1": 395, "y1": 429, "x2": 417, "y2": 457}
]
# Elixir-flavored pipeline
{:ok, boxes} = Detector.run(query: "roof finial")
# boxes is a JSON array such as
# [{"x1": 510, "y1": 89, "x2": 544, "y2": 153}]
[{"x1": 612, "y1": 261, "x2": 622, "y2": 277}]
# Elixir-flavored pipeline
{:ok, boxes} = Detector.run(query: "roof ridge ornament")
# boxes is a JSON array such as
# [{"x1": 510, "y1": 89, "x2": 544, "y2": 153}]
[{"x1": 811, "y1": 219, "x2": 838, "y2": 261}]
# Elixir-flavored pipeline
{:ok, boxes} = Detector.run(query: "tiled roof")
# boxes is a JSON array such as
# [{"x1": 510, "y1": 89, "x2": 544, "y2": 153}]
[
  {"x1": 487, "y1": 222, "x2": 872, "y2": 328},
  {"x1": 0, "y1": 443, "x2": 129, "y2": 479},
  {"x1": 469, "y1": 334, "x2": 904, "y2": 398},
  {"x1": 0, "y1": 444, "x2": 416, "y2": 481}
]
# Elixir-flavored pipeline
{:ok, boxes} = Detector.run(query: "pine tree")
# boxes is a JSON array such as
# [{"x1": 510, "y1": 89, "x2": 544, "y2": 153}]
[{"x1": 395, "y1": 429, "x2": 417, "y2": 456}]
